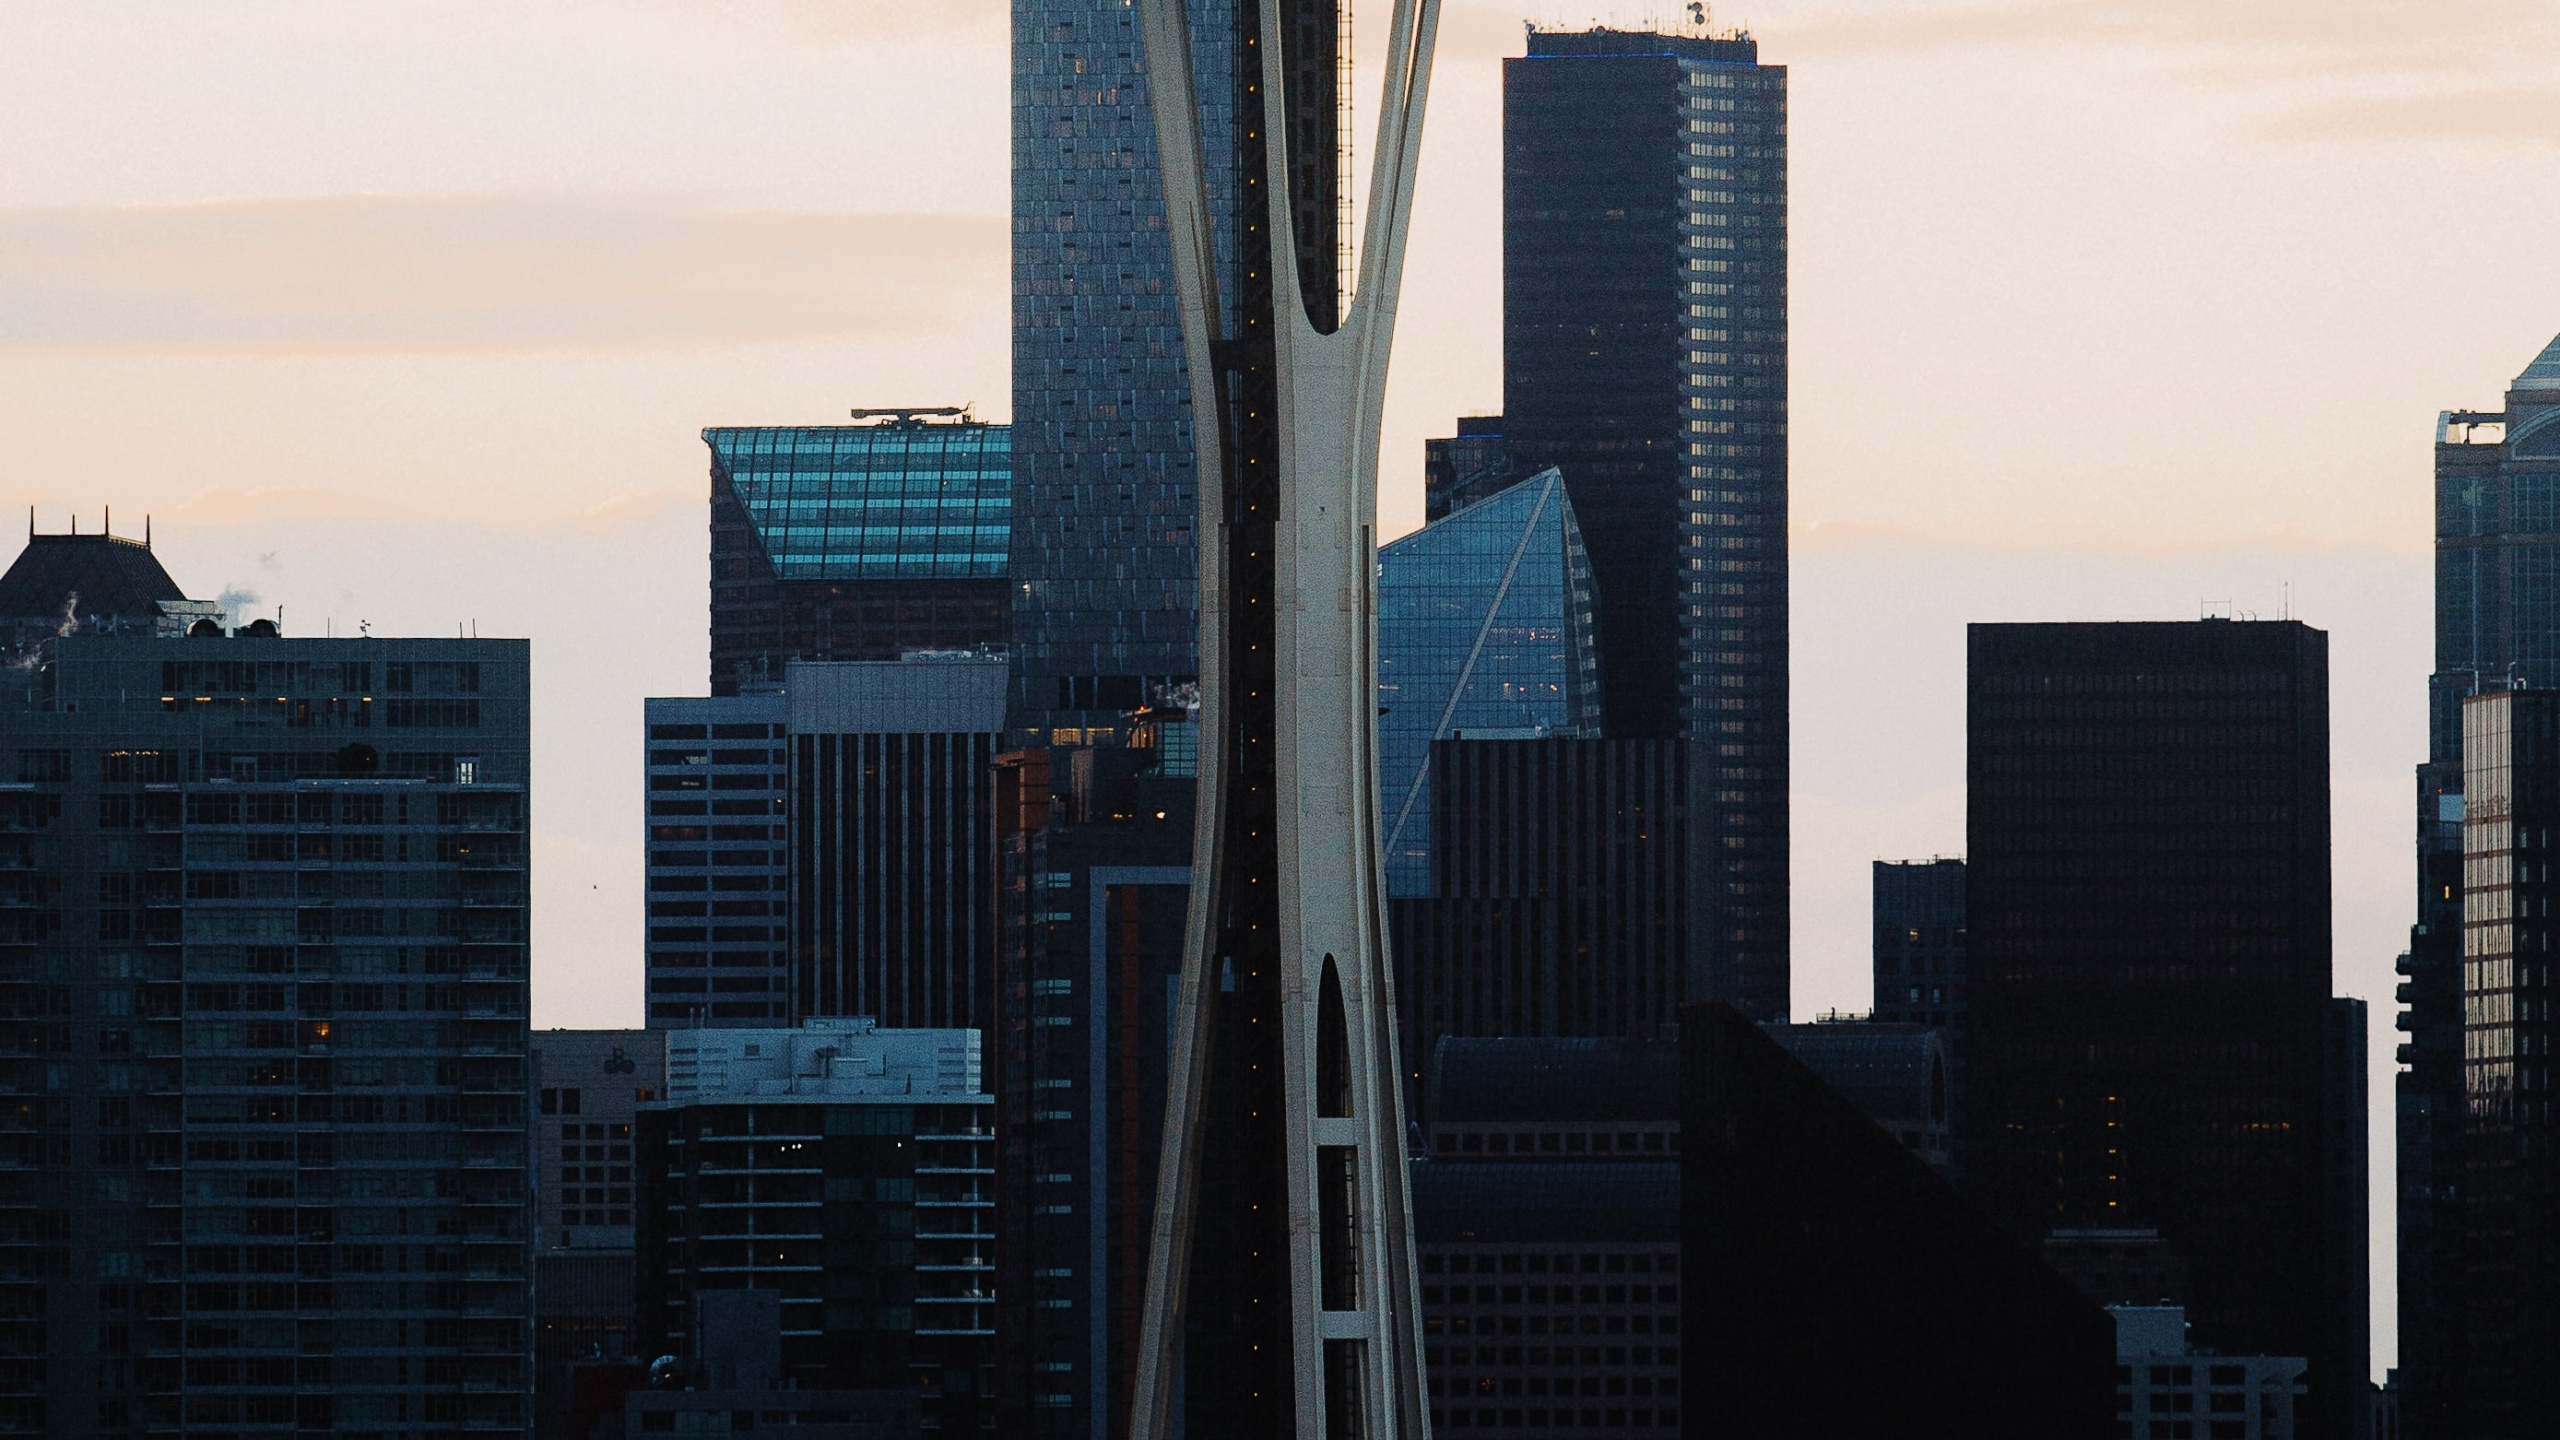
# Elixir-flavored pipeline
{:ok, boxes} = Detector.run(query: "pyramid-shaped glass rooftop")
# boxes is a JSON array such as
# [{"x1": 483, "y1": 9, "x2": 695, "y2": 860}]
[{"x1": 2518, "y1": 333, "x2": 2560, "y2": 391}]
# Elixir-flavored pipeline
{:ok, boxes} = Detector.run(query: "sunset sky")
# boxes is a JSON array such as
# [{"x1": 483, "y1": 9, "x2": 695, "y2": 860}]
[{"x1": 7, "y1": 0, "x2": 2560, "y2": 1367}]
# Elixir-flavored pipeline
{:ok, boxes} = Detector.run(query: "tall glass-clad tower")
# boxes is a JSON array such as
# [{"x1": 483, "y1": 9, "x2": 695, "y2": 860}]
[
  {"x1": 2399, "y1": 332, "x2": 2560, "y2": 1439},
  {"x1": 1376, "y1": 468, "x2": 1601, "y2": 895},
  {"x1": 1503, "y1": 26, "x2": 1789, "y2": 1016},
  {"x1": 1008, "y1": 0, "x2": 1238, "y2": 744},
  {"x1": 705, "y1": 415, "x2": 1011, "y2": 695}
]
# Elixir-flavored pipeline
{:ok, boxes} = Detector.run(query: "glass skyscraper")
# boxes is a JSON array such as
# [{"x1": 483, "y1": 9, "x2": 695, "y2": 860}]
[
  {"x1": 2399, "y1": 331, "x2": 2560, "y2": 1437},
  {"x1": 1376, "y1": 468, "x2": 1601, "y2": 896},
  {"x1": 705, "y1": 415, "x2": 1011, "y2": 695},
  {"x1": 1503, "y1": 25, "x2": 1789, "y2": 1015},
  {"x1": 1007, "y1": 0, "x2": 1237, "y2": 745}
]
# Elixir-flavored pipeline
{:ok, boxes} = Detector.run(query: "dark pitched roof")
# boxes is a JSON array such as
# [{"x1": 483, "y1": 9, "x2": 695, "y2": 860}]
[{"x1": 0, "y1": 534, "x2": 190, "y2": 628}]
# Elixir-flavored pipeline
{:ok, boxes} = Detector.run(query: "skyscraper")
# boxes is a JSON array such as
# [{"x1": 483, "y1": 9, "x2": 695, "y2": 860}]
[
  {"x1": 0, "y1": 550, "x2": 532, "y2": 1438},
  {"x1": 1503, "y1": 24, "x2": 1789, "y2": 1013},
  {"x1": 786, "y1": 659, "x2": 1009, "y2": 1031},
  {"x1": 641, "y1": 693, "x2": 789, "y2": 1025},
  {"x1": 1007, "y1": 0, "x2": 1231, "y2": 746},
  {"x1": 705, "y1": 414, "x2": 1011, "y2": 696},
  {"x1": 1965, "y1": 620, "x2": 2362, "y2": 1437},
  {"x1": 2448, "y1": 690, "x2": 2560, "y2": 1436},
  {"x1": 2397, "y1": 331, "x2": 2560, "y2": 1437},
  {"x1": 1376, "y1": 469, "x2": 1601, "y2": 896}
]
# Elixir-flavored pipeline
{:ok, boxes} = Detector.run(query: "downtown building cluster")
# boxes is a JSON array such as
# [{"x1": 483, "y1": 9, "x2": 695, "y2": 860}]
[{"x1": 10, "y1": 6, "x2": 2542, "y2": 1440}]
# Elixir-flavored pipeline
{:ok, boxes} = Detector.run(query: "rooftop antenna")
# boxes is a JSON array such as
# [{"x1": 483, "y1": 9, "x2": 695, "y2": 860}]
[{"x1": 145, "y1": 515, "x2": 151, "y2": 550}]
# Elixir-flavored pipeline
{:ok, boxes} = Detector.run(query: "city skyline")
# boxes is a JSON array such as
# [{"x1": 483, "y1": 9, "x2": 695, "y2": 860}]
[{"x1": 10, "y1": 0, "x2": 2560, "y2": 1388}]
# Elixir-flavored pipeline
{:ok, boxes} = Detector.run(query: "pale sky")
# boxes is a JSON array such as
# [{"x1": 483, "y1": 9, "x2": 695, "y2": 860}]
[{"x1": 8, "y1": 0, "x2": 2560, "y2": 1373}]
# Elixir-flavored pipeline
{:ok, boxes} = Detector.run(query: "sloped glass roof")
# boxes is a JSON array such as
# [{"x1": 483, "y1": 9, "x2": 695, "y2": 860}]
[
  {"x1": 1374, "y1": 468, "x2": 1602, "y2": 897},
  {"x1": 2519, "y1": 333, "x2": 2560, "y2": 391},
  {"x1": 705, "y1": 422, "x2": 1011, "y2": 580}
]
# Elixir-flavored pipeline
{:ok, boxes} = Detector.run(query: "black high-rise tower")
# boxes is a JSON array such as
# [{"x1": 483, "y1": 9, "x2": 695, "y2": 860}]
[
  {"x1": 1965, "y1": 620, "x2": 2364, "y2": 1438},
  {"x1": 1501, "y1": 27, "x2": 1788, "y2": 1016}
]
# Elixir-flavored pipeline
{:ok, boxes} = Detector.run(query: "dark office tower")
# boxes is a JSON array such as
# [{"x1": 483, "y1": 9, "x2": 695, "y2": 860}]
[
  {"x1": 2449, "y1": 691, "x2": 2560, "y2": 1436},
  {"x1": 0, "y1": 521, "x2": 217, "y2": 660},
  {"x1": 1967, "y1": 620, "x2": 2362, "y2": 1438},
  {"x1": 2397, "y1": 332, "x2": 2560, "y2": 1438},
  {"x1": 636, "y1": 1020, "x2": 993, "y2": 1433},
  {"x1": 1503, "y1": 25, "x2": 1788, "y2": 1014},
  {"x1": 1422, "y1": 417, "x2": 1518, "y2": 524},
  {"x1": 1006, "y1": 0, "x2": 1230, "y2": 747},
  {"x1": 1391, "y1": 737, "x2": 1703, "y2": 1070},
  {"x1": 786, "y1": 660, "x2": 1007, "y2": 1031},
  {"x1": 1871, "y1": 858, "x2": 1964, "y2": 1028},
  {"x1": 1871, "y1": 856, "x2": 1968, "y2": 1147},
  {"x1": 1678, "y1": 1002, "x2": 2116, "y2": 1440},
  {"x1": 705, "y1": 413, "x2": 1011, "y2": 696},
  {"x1": 0, "y1": 603, "x2": 531, "y2": 1439},
  {"x1": 531, "y1": 1028, "x2": 666, "y2": 1440},
  {"x1": 1376, "y1": 470, "x2": 1602, "y2": 896},
  {"x1": 986, "y1": 731, "x2": 1195, "y2": 1439},
  {"x1": 641, "y1": 694, "x2": 789, "y2": 1025}
]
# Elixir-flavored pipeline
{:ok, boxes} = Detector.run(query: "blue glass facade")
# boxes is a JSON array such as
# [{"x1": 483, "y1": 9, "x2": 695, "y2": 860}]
[
  {"x1": 707, "y1": 423, "x2": 1011, "y2": 580},
  {"x1": 704, "y1": 416, "x2": 1011, "y2": 694},
  {"x1": 1007, "y1": 0, "x2": 1236, "y2": 744},
  {"x1": 1376, "y1": 470, "x2": 1601, "y2": 896}
]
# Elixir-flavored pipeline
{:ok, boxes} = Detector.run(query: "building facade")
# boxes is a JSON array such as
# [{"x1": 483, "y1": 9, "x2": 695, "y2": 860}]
[
  {"x1": 1390, "y1": 737, "x2": 1700, "y2": 1078},
  {"x1": 1376, "y1": 470, "x2": 1602, "y2": 897},
  {"x1": 987, "y1": 739, "x2": 1194, "y2": 1439},
  {"x1": 1413, "y1": 1037, "x2": 1682, "y2": 1439},
  {"x1": 786, "y1": 660, "x2": 1007, "y2": 1032},
  {"x1": 2110, "y1": 1306, "x2": 2307, "y2": 1440},
  {"x1": 1871, "y1": 857, "x2": 1965, "y2": 1030},
  {"x1": 635, "y1": 1019, "x2": 993, "y2": 1434},
  {"x1": 1503, "y1": 25, "x2": 1788, "y2": 1014},
  {"x1": 2396, "y1": 332, "x2": 2560, "y2": 1438},
  {"x1": 642, "y1": 694, "x2": 789, "y2": 1026},
  {"x1": 1423, "y1": 418, "x2": 1520, "y2": 525},
  {"x1": 2449, "y1": 690, "x2": 2560, "y2": 1436},
  {"x1": 531, "y1": 1029, "x2": 667, "y2": 1438},
  {"x1": 1965, "y1": 620, "x2": 2360, "y2": 1437},
  {"x1": 1007, "y1": 0, "x2": 1232, "y2": 747},
  {"x1": 0, "y1": 611, "x2": 531, "y2": 1438},
  {"x1": 705, "y1": 415, "x2": 1011, "y2": 697},
  {"x1": 1871, "y1": 856, "x2": 1968, "y2": 1150}
]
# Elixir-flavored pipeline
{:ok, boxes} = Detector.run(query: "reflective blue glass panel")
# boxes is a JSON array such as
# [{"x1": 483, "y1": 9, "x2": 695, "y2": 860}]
[
  {"x1": 705, "y1": 423, "x2": 1012, "y2": 580},
  {"x1": 1375, "y1": 468, "x2": 1602, "y2": 896}
]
